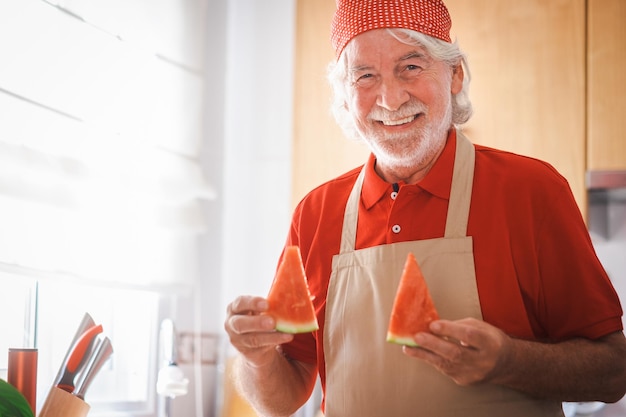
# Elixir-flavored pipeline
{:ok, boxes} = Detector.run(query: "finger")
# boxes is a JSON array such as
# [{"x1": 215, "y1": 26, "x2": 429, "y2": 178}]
[
  {"x1": 225, "y1": 315, "x2": 294, "y2": 354},
  {"x1": 240, "y1": 331, "x2": 294, "y2": 351},
  {"x1": 409, "y1": 332, "x2": 482, "y2": 379},
  {"x1": 402, "y1": 344, "x2": 439, "y2": 362},
  {"x1": 227, "y1": 312, "x2": 275, "y2": 336},
  {"x1": 429, "y1": 320, "x2": 479, "y2": 349},
  {"x1": 414, "y1": 331, "x2": 469, "y2": 361},
  {"x1": 402, "y1": 337, "x2": 467, "y2": 380},
  {"x1": 227, "y1": 295, "x2": 269, "y2": 316}
]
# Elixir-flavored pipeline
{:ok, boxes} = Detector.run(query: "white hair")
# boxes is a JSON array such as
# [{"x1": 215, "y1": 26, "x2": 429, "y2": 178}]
[{"x1": 327, "y1": 29, "x2": 473, "y2": 142}]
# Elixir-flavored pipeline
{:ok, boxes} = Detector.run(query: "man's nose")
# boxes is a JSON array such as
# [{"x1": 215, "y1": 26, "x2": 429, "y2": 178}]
[{"x1": 376, "y1": 78, "x2": 410, "y2": 111}]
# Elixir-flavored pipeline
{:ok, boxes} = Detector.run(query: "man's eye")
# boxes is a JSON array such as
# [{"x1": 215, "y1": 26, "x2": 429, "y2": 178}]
[
  {"x1": 353, "y1": 73, "x2": 375, "y2": 86},
  {"x1": 406, "y1": 64, "x2": 421, "y2": 71}
]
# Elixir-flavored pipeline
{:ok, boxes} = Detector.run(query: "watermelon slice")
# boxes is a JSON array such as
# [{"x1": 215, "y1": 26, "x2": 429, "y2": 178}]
[
  {"x1": 387, "y1": 252, "x2": 439, "y2": 346},
  {"x1": 267, "y1": 246, "x2": 319, "y2": 334},
  {"x1": 0, "y1": 379, "x2": 34, "y2": 417}
]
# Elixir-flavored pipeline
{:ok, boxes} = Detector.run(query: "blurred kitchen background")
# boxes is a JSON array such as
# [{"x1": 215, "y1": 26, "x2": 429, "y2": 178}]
[{"x1": 0, "y1": 0, "x2": 624, "y2": 416}]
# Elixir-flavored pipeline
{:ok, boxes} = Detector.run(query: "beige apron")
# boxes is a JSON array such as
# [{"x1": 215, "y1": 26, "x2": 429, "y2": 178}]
[{"x1": 323, "y1": 132, "x2": 563, "y2": 416}]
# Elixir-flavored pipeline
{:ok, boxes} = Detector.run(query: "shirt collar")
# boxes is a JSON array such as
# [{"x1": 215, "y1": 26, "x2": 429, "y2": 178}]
[{"x1": 361, "y1": 129, "x2": 457, "y2": 209}]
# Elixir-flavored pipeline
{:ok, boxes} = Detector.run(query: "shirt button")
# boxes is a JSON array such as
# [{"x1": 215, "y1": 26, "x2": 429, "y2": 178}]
[
  {"x1": 392, "y1": 224, "x2": 401, "y2": 234},
  {"x1": 390, "y1": 191, "x2": 398, "y2": 200}
]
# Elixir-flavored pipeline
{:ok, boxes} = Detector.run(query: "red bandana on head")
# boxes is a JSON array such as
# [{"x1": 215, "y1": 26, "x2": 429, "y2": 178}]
[{"x1": 330, "y1": 0, "x2": 452, "y2": 59}]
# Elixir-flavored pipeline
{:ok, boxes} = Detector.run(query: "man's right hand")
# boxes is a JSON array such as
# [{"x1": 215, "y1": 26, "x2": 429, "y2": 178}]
[{"x1": 224, "y1": 295, "x2": 294, "y2": 368}]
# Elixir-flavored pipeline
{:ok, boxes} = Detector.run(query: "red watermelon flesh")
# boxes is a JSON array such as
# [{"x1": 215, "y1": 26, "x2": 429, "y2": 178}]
[
  {"x1": 387, "y1": 252, "x2": 440, "y2": 346},
  {"x1": 267, "y1": 246, "x2": 319, "y2": 334}
]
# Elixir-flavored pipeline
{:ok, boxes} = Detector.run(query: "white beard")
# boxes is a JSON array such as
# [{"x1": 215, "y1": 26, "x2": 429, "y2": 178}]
[{"x1": 358, "y1": 96, "x2": 453, "y2": 174}]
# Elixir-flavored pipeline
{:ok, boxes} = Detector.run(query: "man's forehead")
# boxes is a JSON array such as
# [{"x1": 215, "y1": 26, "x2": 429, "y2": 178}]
[{"x1": 346, "y1": 33, "x2": 431, "y2": 67}]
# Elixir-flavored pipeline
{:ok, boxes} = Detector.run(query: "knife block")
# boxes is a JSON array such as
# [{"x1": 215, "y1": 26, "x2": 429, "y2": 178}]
[{"x1": 39, "y1": 387, "x2": 90, "y2": 417}]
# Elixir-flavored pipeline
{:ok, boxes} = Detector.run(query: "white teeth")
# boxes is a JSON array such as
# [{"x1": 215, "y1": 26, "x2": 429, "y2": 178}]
[{"x1": 381, "y1": 115, "x2": 416, "y2": 126}]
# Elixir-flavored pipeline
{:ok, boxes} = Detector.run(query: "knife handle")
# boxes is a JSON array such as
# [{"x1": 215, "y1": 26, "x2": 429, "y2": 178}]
[{"x1": 53, "y1": 313, "x2": 95, "y2": 385}]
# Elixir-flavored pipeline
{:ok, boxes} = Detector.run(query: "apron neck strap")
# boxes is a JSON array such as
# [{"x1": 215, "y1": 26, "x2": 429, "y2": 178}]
[
  {"x1": 340, "y1": 167, "x2": 365, "y2": 253},
  {"x1": 340, "y1": 130, "x2": 475, "y2": 253},
  {"x1": 445, "y1": 131, "x2": 475, "y2": 238}
]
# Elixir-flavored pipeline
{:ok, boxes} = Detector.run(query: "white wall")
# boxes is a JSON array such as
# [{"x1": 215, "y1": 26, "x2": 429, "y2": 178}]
[
  {"x1": 193, "y1": 0, "x2": 297, "y2": 416},
  {"x1": 218, "y1": 0, "x2": 296, "y2": 335}
]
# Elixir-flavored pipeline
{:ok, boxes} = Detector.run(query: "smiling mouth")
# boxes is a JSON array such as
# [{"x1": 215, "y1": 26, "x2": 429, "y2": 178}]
[{"x1": 380, "y1": 114, "x2": 418, "y2": 126}]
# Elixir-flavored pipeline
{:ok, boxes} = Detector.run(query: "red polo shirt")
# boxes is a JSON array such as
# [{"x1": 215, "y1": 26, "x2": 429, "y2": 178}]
[{"x1": 280, "y1": 129, "x2": 623, "y2": 392}]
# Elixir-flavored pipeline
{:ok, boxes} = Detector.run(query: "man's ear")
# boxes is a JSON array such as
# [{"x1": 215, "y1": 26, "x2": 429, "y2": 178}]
[{"x1": 451, "y1": 64, "x2": 464, "y2": 95}]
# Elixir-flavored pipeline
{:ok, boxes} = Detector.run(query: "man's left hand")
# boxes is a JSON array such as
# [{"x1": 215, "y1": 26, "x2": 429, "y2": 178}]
[{"x1": 403, "y1": 317, "x2": 512, "y2": 385}]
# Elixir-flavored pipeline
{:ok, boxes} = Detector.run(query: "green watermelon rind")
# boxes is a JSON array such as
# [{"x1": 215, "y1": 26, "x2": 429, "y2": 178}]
[
  {"x1": 0, "y1": 379, "x2": 35, "y2": 417},
  {"x1": 386, "y1": 332, "x2": 419, "y2": 347},
  {"x1": 276, "y1": 318, "x2": 319, "y2": 334}
]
